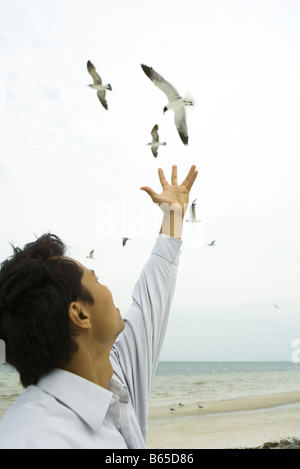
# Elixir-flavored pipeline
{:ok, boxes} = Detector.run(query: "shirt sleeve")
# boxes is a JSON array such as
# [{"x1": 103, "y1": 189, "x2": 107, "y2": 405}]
[{"x1": 110, "y1": 236, "x2": 182, "y2": 435}]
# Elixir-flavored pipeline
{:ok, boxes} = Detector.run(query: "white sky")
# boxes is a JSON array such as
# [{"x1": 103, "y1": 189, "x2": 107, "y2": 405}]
[{"x1": 1, "y1": 0, "x2": 300, "y2": 361}]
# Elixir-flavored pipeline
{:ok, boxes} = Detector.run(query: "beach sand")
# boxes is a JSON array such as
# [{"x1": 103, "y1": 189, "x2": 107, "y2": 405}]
[{"x1": 147, "y1": 391, "x2": 300, "y2": 449}]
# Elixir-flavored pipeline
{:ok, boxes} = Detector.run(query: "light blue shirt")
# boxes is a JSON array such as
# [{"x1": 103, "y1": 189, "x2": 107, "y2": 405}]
[{"x1": 0, "y1": 236, "x2": 182, "y2": 449}]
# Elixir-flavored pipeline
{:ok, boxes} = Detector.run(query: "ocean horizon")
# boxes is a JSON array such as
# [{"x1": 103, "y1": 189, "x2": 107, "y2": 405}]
[
  {"x1": 150, "y1": 360, "x2": 300, "y2": 406},
  {"x1": 1, "y1": 360, "x2": 299, "y2": 419}
]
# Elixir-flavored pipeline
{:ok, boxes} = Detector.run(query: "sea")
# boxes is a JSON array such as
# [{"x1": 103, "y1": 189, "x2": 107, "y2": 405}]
[
  {"x1": 149, "y1": 361, "x2": 300, "y2": 407},
  {"x1": 0, "y1": 361, "x2": 299, "y2": 419}
]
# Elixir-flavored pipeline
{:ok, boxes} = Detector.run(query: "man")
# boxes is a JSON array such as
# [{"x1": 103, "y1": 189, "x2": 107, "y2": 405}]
[{"x1": 0, "y1": 165, "x2": 198, "y2": 449}]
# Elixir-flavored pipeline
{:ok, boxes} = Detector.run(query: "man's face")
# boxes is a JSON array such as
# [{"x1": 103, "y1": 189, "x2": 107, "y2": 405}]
[{"x1": 74, "y1": 260, "x2": 125, "y2": 344}]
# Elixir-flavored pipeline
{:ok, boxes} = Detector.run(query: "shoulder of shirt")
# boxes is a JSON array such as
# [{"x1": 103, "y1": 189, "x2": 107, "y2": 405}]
[{"x1": 0, "y1": 386, "x2": 54, "y2": 448}]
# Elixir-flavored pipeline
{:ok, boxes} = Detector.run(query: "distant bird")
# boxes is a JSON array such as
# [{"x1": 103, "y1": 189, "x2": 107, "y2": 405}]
[
  {"x1": 147, "y1": 124, "x2": 166, "y2": 157},
  {"x1": 178, "y1": 402, "x2": 184, "y2": 407},
  {"x1": 87, "y1": 60, "x2": 112, "y2": 110},
  {"x1": 122, "y1": 237, "x2": 131, "y2": 247},
  {"x1": 141, "y1": 64, "x2": 194, "y2": 145},
  {"x1": 169, "y1": 407, "x2": 176, "y2": 412},
  {"x1": 273, "y1": 303, "x2": 280, "y2": 309},
  {"x1": 207, "y1": 240, "x2": 216, "y2": 246},
  {"x1": 186, "y1": 199, "x2": 201, "y2": 223},
  {"x1": 197, "y1": 403, "x2": 204, "y2": 409},
  {"x1": 86, "y1": 250, "x2": 95, "y2": 259}
]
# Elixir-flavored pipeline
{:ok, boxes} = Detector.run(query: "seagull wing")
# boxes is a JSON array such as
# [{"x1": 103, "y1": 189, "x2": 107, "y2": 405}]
[
  {"x1": 87, "y1": 60, "x2": 102, "y2": 85},
  {"x1": 174, "y1": 107, "x2": 188, "y2": 145},
  {"x1": 151, "y1": 124, "x2": 159, "y2": 142},
  {"x1": 141, "y1": 64, "x2": 181, "y2": 101},
  {"x1": 188, "y1": 205, "x2": 194, "y2": 220},
  {"x1": 151, "y1": 146, "x2": 158, "y2": 157},
  {"x1": 191, "y1": 200, "x2": 196, "y2": 220},
  {"x1": 97, "y1": 90, "x2": 108, "y2": 110}
]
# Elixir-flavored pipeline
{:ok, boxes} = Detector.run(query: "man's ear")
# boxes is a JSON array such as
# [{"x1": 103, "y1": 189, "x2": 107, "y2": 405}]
[{"x1": 68, "y1": 301, "x2": 91, "y2": 330}]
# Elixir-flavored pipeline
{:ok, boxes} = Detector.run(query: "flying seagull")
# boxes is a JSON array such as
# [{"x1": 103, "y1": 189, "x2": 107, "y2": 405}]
[
  {"x1": 273, "y1": 303, "x2": 280, "y2": 309},
  {"x1": 86, "y1": 250, "x2": 95, "y2": 259},
  {"x1": 87, "y1": 60, "x2": 112, "y2": 110},
  {"x1": 147, "y1": 124, "x2": 166, "y2": 157},
  {"x1": 122, "y1": 237, "x2": 131, "y2": 247},
  {"x1": 141, "y1": 64, "x2": 194, "y2": 145},
  {"x1": 186, "y1": 199, "x2": 201, "y2": 222},
  {"x1": 207, "y1": 240, "x2": 217, "y2": 246}
]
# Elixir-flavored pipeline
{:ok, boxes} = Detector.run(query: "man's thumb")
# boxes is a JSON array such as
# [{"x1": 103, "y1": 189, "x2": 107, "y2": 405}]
[{"x1": 140, "y1": 186, "x2": 157, "y2": 199}]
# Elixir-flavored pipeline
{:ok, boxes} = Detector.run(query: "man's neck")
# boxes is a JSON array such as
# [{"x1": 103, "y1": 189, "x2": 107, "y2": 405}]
[{"x1": 60, "y1": 346, "x2": 113, "y2": 389}]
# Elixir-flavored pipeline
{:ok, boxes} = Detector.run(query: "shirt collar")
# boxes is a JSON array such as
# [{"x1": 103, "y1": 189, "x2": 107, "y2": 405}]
[{"x1": 37, "y1": 368, "x2": 114, "y2": 432}]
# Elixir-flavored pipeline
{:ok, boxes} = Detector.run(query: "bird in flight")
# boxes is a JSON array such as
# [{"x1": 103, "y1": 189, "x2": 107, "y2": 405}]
[
  {"x1": 86, "y1": 250, "x2": 95, "y2": 259},
  {"x1": 141, "y1": 64, "x2": 194, "y2": 145},
  {"x1": 207, "y1": 240, "x2": 217, "y2": 246},
  {"x1": 87, "y1": 60, "x2": 112, "y2": 110},
  {"x1": 122, "y1": 237, "x2": 131, "y2": 247},
  {"x1": 273, "y1": 303, "x2": 280, "y2": 309},
  {"x1": 147, "y1": 124, "x2": 166, "y2": 157},
  {"x1": 186, "y1": 199, "x2": 201, "y2": 222}
]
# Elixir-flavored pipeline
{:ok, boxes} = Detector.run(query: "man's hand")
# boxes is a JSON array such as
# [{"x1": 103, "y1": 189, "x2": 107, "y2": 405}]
[
  {"x1": 140, "y1": 165, "x2": 198, "y2": 239},
  {"x1": 140, "y1": 165, "x2": 198, "y2": 216}
]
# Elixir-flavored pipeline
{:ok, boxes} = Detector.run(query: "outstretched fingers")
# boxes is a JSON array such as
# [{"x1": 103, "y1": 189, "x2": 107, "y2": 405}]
[
  {"x1": 181, "y1": 165, "x2": 198, "y2": 191},
  {"x1": 171, "y1": 165, "x2": 178, "y2": 186},
  {"x1": 158, "y1": 168, "x2": 168, "y2": 188},
  {"x1": 141, "y1": 165, "x2": 198, "y2": 203}
]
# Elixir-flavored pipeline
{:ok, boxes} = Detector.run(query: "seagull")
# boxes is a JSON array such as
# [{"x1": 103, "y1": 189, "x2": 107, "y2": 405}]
[
  {"x1": 87, "y1": 60, "x2": 112, "y2": 110},
  {"x1": 141, "y1": 64, "x2": 194, "y2": 145},
  {"x1": 186, "y1": 199, "x2": 201, "y2": 222},
  {"x1": 86, "y1": 250, "x2": 95, "y2": 259},
  {"x1": 122, "y1": 237, "x2": 131, "y2": 247},
  {"x1": 207, "y1": 240, "x2": 217, "y2": 246},
  {"x1": 147, "y1": 124, "x2": 166, "y2": 157},
  {"x1": 273, "y1": 303, "x2": 280, "y2": 309}
]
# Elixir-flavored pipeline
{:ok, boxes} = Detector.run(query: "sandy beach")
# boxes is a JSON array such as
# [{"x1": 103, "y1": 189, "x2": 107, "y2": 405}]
[
  {"x1": 1, "y1": 362, "x2": 299, "y2": 449},
  {"x1": 147, "y1": 391, "x2": 300, "y2": 449}
]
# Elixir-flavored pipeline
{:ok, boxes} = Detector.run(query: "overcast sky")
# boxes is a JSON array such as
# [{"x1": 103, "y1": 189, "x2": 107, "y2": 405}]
[{"x1": 1, "y1": 0, "x2": 300, "y2": 361}]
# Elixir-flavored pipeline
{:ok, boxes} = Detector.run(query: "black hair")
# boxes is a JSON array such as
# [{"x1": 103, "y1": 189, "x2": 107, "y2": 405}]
[{"x1": 0, "y1": 233, "x2": 94, "y2": 387}]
